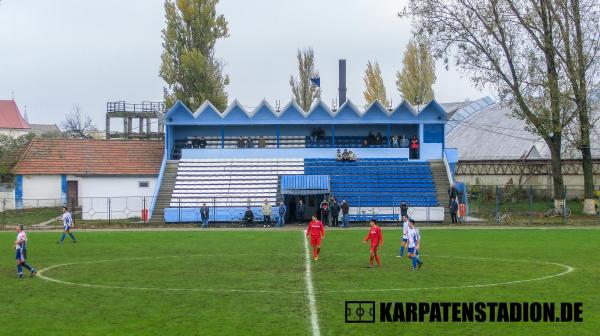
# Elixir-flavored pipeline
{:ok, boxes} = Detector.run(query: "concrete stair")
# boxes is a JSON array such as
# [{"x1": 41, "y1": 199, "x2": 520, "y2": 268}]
[
  {"x1": 429, "y1": 160, "x2": 451, "y2": 223},
  {"x1": 149, "y1": 160, "x2": 179, "y2": 224}
]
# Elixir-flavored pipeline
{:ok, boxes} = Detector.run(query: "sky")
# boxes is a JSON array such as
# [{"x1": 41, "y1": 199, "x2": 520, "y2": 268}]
[{"x1": 0, "y1": 0, "x2": 492, "y2": 129}]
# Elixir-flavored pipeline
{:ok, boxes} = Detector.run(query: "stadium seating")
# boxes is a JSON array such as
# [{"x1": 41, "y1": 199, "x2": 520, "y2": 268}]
[
  {"x1": 304, "y1": 158, "x2": 438, "y2": 207},
  {"x1": 169, "y1": 158, "x2": 304, "y2": 207}
]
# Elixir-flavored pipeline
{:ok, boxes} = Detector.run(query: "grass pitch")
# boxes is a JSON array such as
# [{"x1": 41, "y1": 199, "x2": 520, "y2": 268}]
[{"x1": 1, "y1": 228, "x2": 598, "y2": 335}]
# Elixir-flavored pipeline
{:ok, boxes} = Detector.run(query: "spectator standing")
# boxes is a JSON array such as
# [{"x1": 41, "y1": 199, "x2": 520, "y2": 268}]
[
  {"x1": 400, "y1": 135, "x2": 409, "y2": 148},
  {"x1": 330, "y1": 199, "x2": 341, "y2": 227},
  {"x1": 246, "y1": 137, "x2": 254, "y2": 148},
  {"x1": 296, "y1": 199, "x2": 305, "y2": 222},
  {"x1": 317, "y1": 127, "x2": 325, "y2": 141},
  {"x1": 244, "y1": 207, "x2": 254, "y2": 227},
  {"x1": 258, "y1": 136, "x2": 266, "y2": 148},
  {"x1": 277, "y1": 202, "x2": 287, "y2": 227},
  {"x1": 375, "y1": 131, "x2": 383, "y2": 144},
  {"x1": 348, "y1": 151, "x2": 357, "y2": 161},
  {"x1": 320, "y1": 199, "x2": 330, "y2": 227},
  {"x1": 409, "y1": 135, "x2": 420, "y2": 159},
  {"x1": 200, "y1": 203, "x2": 210, "y2": 228},
  {"x1": 341, "y1": 200, "x2": 350, "y2": 228},
  {"x1": 199, "y1": 136, "x2": 207, "y2": 148},
  {"x1": 450, "y1": 197, "x2": 459, "y2": 224},
  {"x1": 391, "y1": 135, "x2": 399, "y2": 148},
  {"x1": 367, "y1": 131, "x2": 375, "y2": 145},
  {"x1": 336, "y1": 149, "x2": 342, "y2": 161},
  {"x1": 448, "y1": 183, "x2": 458, "y2": 208},
  {"x1": 310, "y1": 128, "x2": 318, "y2": 142},
  {"x1": 237, "y1": 136, "x2": 244, "y2": 148},
  {"x1": 400, "y1": 201, "x2": 409, "y2": 218},
  {"x1": 262, "y1": 200, "x2": 272, "y2": 227}
]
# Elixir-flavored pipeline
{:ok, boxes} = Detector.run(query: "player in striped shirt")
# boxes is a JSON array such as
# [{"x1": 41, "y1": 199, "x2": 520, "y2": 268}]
[
  {"x1": 58, "y1": 206, "x2": 77, "y2": 244},
  {"x1": 306, "y1": 215, "x2": 325, "y2": 261},
  {"x1": 407, "y1": 219, "x2": 423, "y2": 270},
  {"x1": 363, "y1": 219, "x2": 383, "y2": 268},
  {"x1": 15, "y1": 225, "x2": 37, "y2": 278}
]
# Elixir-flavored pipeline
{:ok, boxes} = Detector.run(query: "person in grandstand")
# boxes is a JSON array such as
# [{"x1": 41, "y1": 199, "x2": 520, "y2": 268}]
[
  {"x1": 57, "y1": 206, "x2": 77, "y2": 244},
  {"x1": 306, "y1": 215, "x2": 325, "y2": 261},
  {"x1": 363, "y1": 219, "x2": 383, "y2": 268},
  {"x1": 397, "y1": 215, "x2": 410, "y2": 258},
  {"x1": 341, "y1": 149, "x2": 350, "y2": 161},
  {"x1": 348, "y1": 150, "x2": 357, "y2": 161},
  {"x1": 200, "y1": 203, "x2": 210, "y2": 228},
  {"x1": 246, "y1": 137, "x2": 254, "y2": 148},
  {"x1": 262, "y1": 199, "x2": 272, "y2": 227},
  {"x1": 258, "y1": 136, "x2": 266, "y2": 148},
  {"x1": 14, "y1": 225, "x2": 37, "y2": 278},
  {"x1": 198, "y1": 136, "x2": 207, "y2": 148},
  {"x1": 336, "y1": 149, "x2": 342, "y2": 161},
  {"x1": 407, "y1": 219, "x2": 423, "y2": 270}
]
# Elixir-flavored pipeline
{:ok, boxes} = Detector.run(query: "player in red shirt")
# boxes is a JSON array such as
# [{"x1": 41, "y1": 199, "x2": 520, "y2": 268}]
[
  {"x1": 363, "y1": 219, "x2": 383, "y2": 267},
  {"x1": 306, "y1": 215, "x2": 325, "y2": 261}
]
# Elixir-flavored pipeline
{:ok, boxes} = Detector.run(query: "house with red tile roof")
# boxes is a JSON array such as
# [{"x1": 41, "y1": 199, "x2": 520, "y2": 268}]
[{"x1": 12, "y1": 138, "x2": 164, "y2": 219}]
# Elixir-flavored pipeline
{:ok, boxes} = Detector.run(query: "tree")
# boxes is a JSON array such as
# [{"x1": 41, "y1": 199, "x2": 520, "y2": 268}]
[
  {"x1": 548, "y1": 0, "x2": 599, "y2": 214},
  {"x1": 0, "y1": 133, "x2": 34, "y2": 185},
  {"x1": 396, "y1": 38, "x2": 436, "y2": 106},
  {"x1": 289, "y1": 48, "x2": 321, "y2": 111},
  {"x1": 403, "y1": 0, "x2": 571, "y2": 204},
  {"x1": 61, "y1": 106, "x2": 96, "y2": 139},
  {"x1": 159, "y1": 0, "x2": 229, "y2": 111},
  {"x1": 363, "y1": 61, "x2": 390, "y2": 106}
]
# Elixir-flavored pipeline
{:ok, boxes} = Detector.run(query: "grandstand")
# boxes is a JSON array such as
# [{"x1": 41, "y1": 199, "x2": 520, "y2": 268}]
[{"x1": 151, "y1": 98, "x2": 453, "y2": 224}]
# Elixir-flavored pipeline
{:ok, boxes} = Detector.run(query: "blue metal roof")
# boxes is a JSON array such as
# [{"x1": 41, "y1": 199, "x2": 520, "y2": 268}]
[{"x1": 281, "y1": 175, "x2": 330, "y2": 195}]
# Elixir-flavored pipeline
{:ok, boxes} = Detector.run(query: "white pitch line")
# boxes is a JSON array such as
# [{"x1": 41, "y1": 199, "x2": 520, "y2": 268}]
[
  {"x1": 35, "y1": 254, "x2": 574, "y2": 295},
  {"x1": 303, "y1": 230, "x2": 321, "y2": 336}
]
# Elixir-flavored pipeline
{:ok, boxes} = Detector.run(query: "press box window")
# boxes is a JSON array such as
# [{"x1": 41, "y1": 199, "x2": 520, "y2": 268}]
[{"x1": 138, "y1": 181, "x2": 150, "y2": 188}]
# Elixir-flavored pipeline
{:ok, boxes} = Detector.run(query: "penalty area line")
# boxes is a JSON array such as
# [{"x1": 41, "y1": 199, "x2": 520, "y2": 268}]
[{"x1": 303, "y1": 230, "x2": 321, "y2": 336}]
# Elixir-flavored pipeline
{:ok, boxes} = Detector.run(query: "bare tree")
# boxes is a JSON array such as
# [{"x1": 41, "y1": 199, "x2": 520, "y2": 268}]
[
  {"x1": 61, "y1": 106, "x2": 97, "y2": 139},
  {"x1": 403, "y1": 0, "x2": 574, "y2": 204}
]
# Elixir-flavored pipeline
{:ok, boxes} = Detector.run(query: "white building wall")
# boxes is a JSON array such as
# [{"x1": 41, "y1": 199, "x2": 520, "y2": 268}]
[
  {"x1": 22, "y1": 175, "x2": 63, "y2": 208},
  {"x1": 78, "y1": 176, "x2": 157, "y2": 220}
]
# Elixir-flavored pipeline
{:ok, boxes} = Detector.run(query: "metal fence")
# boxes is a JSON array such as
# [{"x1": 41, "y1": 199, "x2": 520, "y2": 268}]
[
  {"x1": 1, "y1": 187, "x2": 598, "y2": 229},
  {"x1": 0, "y1": 196, "x2": 155, "y2": 230},
  {"x1": 463, "y1": 185, "x2": 600, "y2": 225}
]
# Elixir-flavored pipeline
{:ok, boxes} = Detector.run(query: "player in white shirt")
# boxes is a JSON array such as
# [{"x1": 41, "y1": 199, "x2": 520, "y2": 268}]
[
  {"x1": 14, "y1": 225, "x2": 37, "y2": 278},
  {"x1": 58, "y1": 206, "x2": 77, "y2": 244},
  {"x1": 407, "y1": 219, "x2": 423, "y2": 270},
  {"x1": 397, "y1": 215, "x2": 410, "y2": 258}
]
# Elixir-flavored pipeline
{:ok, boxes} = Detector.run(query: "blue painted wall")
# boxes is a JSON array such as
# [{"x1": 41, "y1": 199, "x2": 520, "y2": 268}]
[
  {"x1": 15, "y1": 175, "x2": 23, "y2": 209},
  {"x1": 61, "y1": 175, "x2": 67, "y2": 205}
]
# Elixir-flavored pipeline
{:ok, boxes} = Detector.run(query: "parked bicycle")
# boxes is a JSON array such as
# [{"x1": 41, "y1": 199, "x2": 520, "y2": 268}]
[{"x1": 544, "y1": 205, "x2": 571, "y2": 218}]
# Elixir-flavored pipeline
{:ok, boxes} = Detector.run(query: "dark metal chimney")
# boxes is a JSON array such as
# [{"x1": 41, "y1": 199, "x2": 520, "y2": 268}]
[{"x1": 338, "y1": 59, "x2": 347, "y2": 105}]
